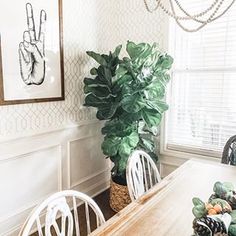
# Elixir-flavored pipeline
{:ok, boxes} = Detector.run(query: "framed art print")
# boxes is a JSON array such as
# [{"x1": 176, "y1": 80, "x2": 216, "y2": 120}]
[{"x1": 0, "y1": 0, "x2": 64, "y2": 105}]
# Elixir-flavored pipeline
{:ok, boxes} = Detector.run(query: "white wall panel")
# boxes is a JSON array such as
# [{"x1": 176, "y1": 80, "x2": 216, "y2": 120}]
[
  {"x1": 69, "y1": 135, "x2": 108, "y2": 188},
  {"x1": 0, "y1": 146, "x2": 61, "y2": 220},
  {"x1": 0, "y1": 122, "x2": 110, "y2": 236},
  {"x1": 0, "y1": 146, "x2": 62, "y2": 235}
]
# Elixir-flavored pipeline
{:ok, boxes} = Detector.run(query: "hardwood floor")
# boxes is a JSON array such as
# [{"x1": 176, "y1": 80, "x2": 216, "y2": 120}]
[
  {"x1": 30, "y1": 189, "x2": 116, "y2": 236},
  {"x1": 92, "y1": 189, "x2": 116, "y2": 221}
]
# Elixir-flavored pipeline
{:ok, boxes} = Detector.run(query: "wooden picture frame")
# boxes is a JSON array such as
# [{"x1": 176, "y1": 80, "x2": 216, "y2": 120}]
[{"x1": 0, "y1": 0, "x2": 64, "y2": 105}]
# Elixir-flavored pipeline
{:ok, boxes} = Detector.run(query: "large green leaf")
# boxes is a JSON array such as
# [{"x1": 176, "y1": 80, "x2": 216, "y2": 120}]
[
  {"x1": 145, "y1": 79, "x2": 165, "y2": 100},
  {"x1": 161, "y1": 73, "x2": 171, "y2": 84},
  {"x1": 119, "y1": 142, "x2": 133, "y2": 157},
  {"x1": 161, "y1": 55, "x2": 174, "y2": 70},
  {"x1": 123, "y1": 132, "x2": 139, "y2": 147},
  {"x1": 119, "y1": 110, "x2": 142, "y2": 123},
  {"x1": 96, "y1": 102, "x2": 119, "y2": 120},
  {"x1": 147, "y1": 100, "x2": 169, "y2": 113},
  {"x1": 121, "y1": 93, "x2": 145, "y2": 113},
  {"x1": 102, "y1": 132, "x2": 138, "y2": 164},
  {"x1": 87, "y1": 51, "x2": 107, "y2": 66},
  {"x1": 102, "y1": 136, "x2": 120, "y2": 156},
  {"x1": 143, "y1": 50, "x2": 161, "y2": 68},
  {"x1": 142, "y1": 108, "x2": 162, "y2": 128},
  {"x1": 84, "y1": 76, "x2": 109, "y2": 87},
  {"x1": 101, "y1": 120, "x2": 136, "y2": 137},
  {"x1": 84, "y1": 77, "x2": 96, "y2": 86},
  {"x1": 90, "y1": 68, "x2": 97, "y2": 75},
  {"x1": 84, "y1": 85, "x2": 111, "y2": 98},
  {"x1": 141, "y1": 123, "x2": 159, "y2": 135},
  {"x1": 97, "y1": 66, "x2": 112, "y2": 87},
  {"x1": 156, "y1": 54, "x2": 174, "y2": 70},
  {"x1": 137, "y1": 46, "x2": 153, "y2": 62},
  {"x1": 113, "y1": 74, "x2": 133, "y2": 94},
  {"x1": 84, "y1": 94, "x2": 109, "y2": 107},
  {"x1": 121, "y1": 83, "x2": 135, "y2": 96},
  {"x1": 118, "y1": 132, "x2": 139, "y2": 159},
  {"x1": 116, "y1": 65, "x2": 128, "y2": 79},
  {"x1": 127, "y1": 42, "x2": 163, "y2": 72},
  {"x1": 126, "y1": 41, "x2": 147, "y2": 60},
  {"x1": 112, "y1": 45, "x2": 122, "y2": 57},
  {"x1": 140, "y1": 137, "x2": 155, "y2": 152}
]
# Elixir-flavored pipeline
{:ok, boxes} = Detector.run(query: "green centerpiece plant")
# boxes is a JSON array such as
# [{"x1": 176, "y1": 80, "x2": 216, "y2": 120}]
[
  {"x1": 192, "y1": 182, "x2": 236, "y2": 236},
  {"x1": 83, "y1": 41, "x2": 173, "y2": 185}
]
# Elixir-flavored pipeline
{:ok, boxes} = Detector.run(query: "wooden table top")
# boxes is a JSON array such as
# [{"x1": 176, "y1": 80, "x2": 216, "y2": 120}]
[{"x1": 90, "y1": 159, "x2": 236, "y2": 236}]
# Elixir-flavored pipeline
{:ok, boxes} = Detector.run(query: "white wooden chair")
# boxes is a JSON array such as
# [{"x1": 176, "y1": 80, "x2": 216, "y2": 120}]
[
  {"x1": 19, "y1": 190, "x2": 105, "y2": 236},
  {"x1": 126, "y1": 150, "x2": 161, "y2": 201}
]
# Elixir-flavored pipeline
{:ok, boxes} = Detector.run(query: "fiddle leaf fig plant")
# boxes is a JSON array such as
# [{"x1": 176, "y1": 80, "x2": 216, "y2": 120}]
[{"x1": 84, "y1": 41, "x2": 173, "y2": 184}]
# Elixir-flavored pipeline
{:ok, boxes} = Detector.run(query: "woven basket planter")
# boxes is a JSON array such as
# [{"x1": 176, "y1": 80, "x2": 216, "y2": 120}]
[{"x1": 109, "y1": 178, "x2": 131, "y2": 212}]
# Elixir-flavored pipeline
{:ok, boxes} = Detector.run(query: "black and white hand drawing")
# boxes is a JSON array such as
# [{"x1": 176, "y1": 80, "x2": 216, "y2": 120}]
[
  {"x1": 0, "y1": 0, "x2": 64, "y2": 105},
  {"x1": 18, "y1": 3, "x2": 47, "y2": 85}
]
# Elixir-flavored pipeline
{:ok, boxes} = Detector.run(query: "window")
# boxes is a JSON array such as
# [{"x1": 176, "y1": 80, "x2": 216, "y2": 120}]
[{"x1": 166, "y1": 2, "x2": 236, "y2": 157}]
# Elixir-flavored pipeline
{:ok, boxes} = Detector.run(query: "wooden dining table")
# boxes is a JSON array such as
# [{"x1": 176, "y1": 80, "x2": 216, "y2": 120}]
[{"x1": 90, "y1": 159, "x2": 236, "y2": 236}]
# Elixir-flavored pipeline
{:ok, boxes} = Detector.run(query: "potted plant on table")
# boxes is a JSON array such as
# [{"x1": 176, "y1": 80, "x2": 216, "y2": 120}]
[{"x1": 83, "y1": 41, "x2": 173, "y2": 212}]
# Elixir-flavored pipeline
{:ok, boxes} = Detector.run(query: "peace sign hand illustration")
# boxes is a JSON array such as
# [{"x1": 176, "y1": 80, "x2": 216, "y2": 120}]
[{"x1": 19, "y1": 3, "x2": 47, "y2": 85}]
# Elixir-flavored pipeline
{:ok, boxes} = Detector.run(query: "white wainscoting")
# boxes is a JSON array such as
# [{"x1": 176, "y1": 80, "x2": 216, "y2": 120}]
[
  {"x1": 0, "y1": 121, "x2": 110, "y2": 236},
  {"x1": 160, "y1": 154, "x2": 187, "y2": 178},
  {"x1": 160, "y1": 153, "x2": 220, "y2": 178}
]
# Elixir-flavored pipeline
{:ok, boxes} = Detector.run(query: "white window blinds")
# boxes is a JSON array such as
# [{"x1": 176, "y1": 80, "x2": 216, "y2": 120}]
[{"x1": 166, "y1": 2, "x2": 236, "y2": 156}]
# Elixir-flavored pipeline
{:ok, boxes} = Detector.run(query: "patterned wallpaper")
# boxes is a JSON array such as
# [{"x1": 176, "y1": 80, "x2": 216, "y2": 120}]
[{"x1": 0, "y1": 0, "x2": 166, "y2": 139}]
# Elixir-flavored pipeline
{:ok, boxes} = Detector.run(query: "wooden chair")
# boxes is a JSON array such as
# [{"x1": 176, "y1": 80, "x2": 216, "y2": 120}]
[
  {"x1": 19, "y1": 190, "x2": 105, "y2": 236},
  {"x1": 222, "y1": 135, "x2": 236, "y2": 166},
  {"x1": 126, "y1": 150, "x2": 161, "y2": 201}
]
